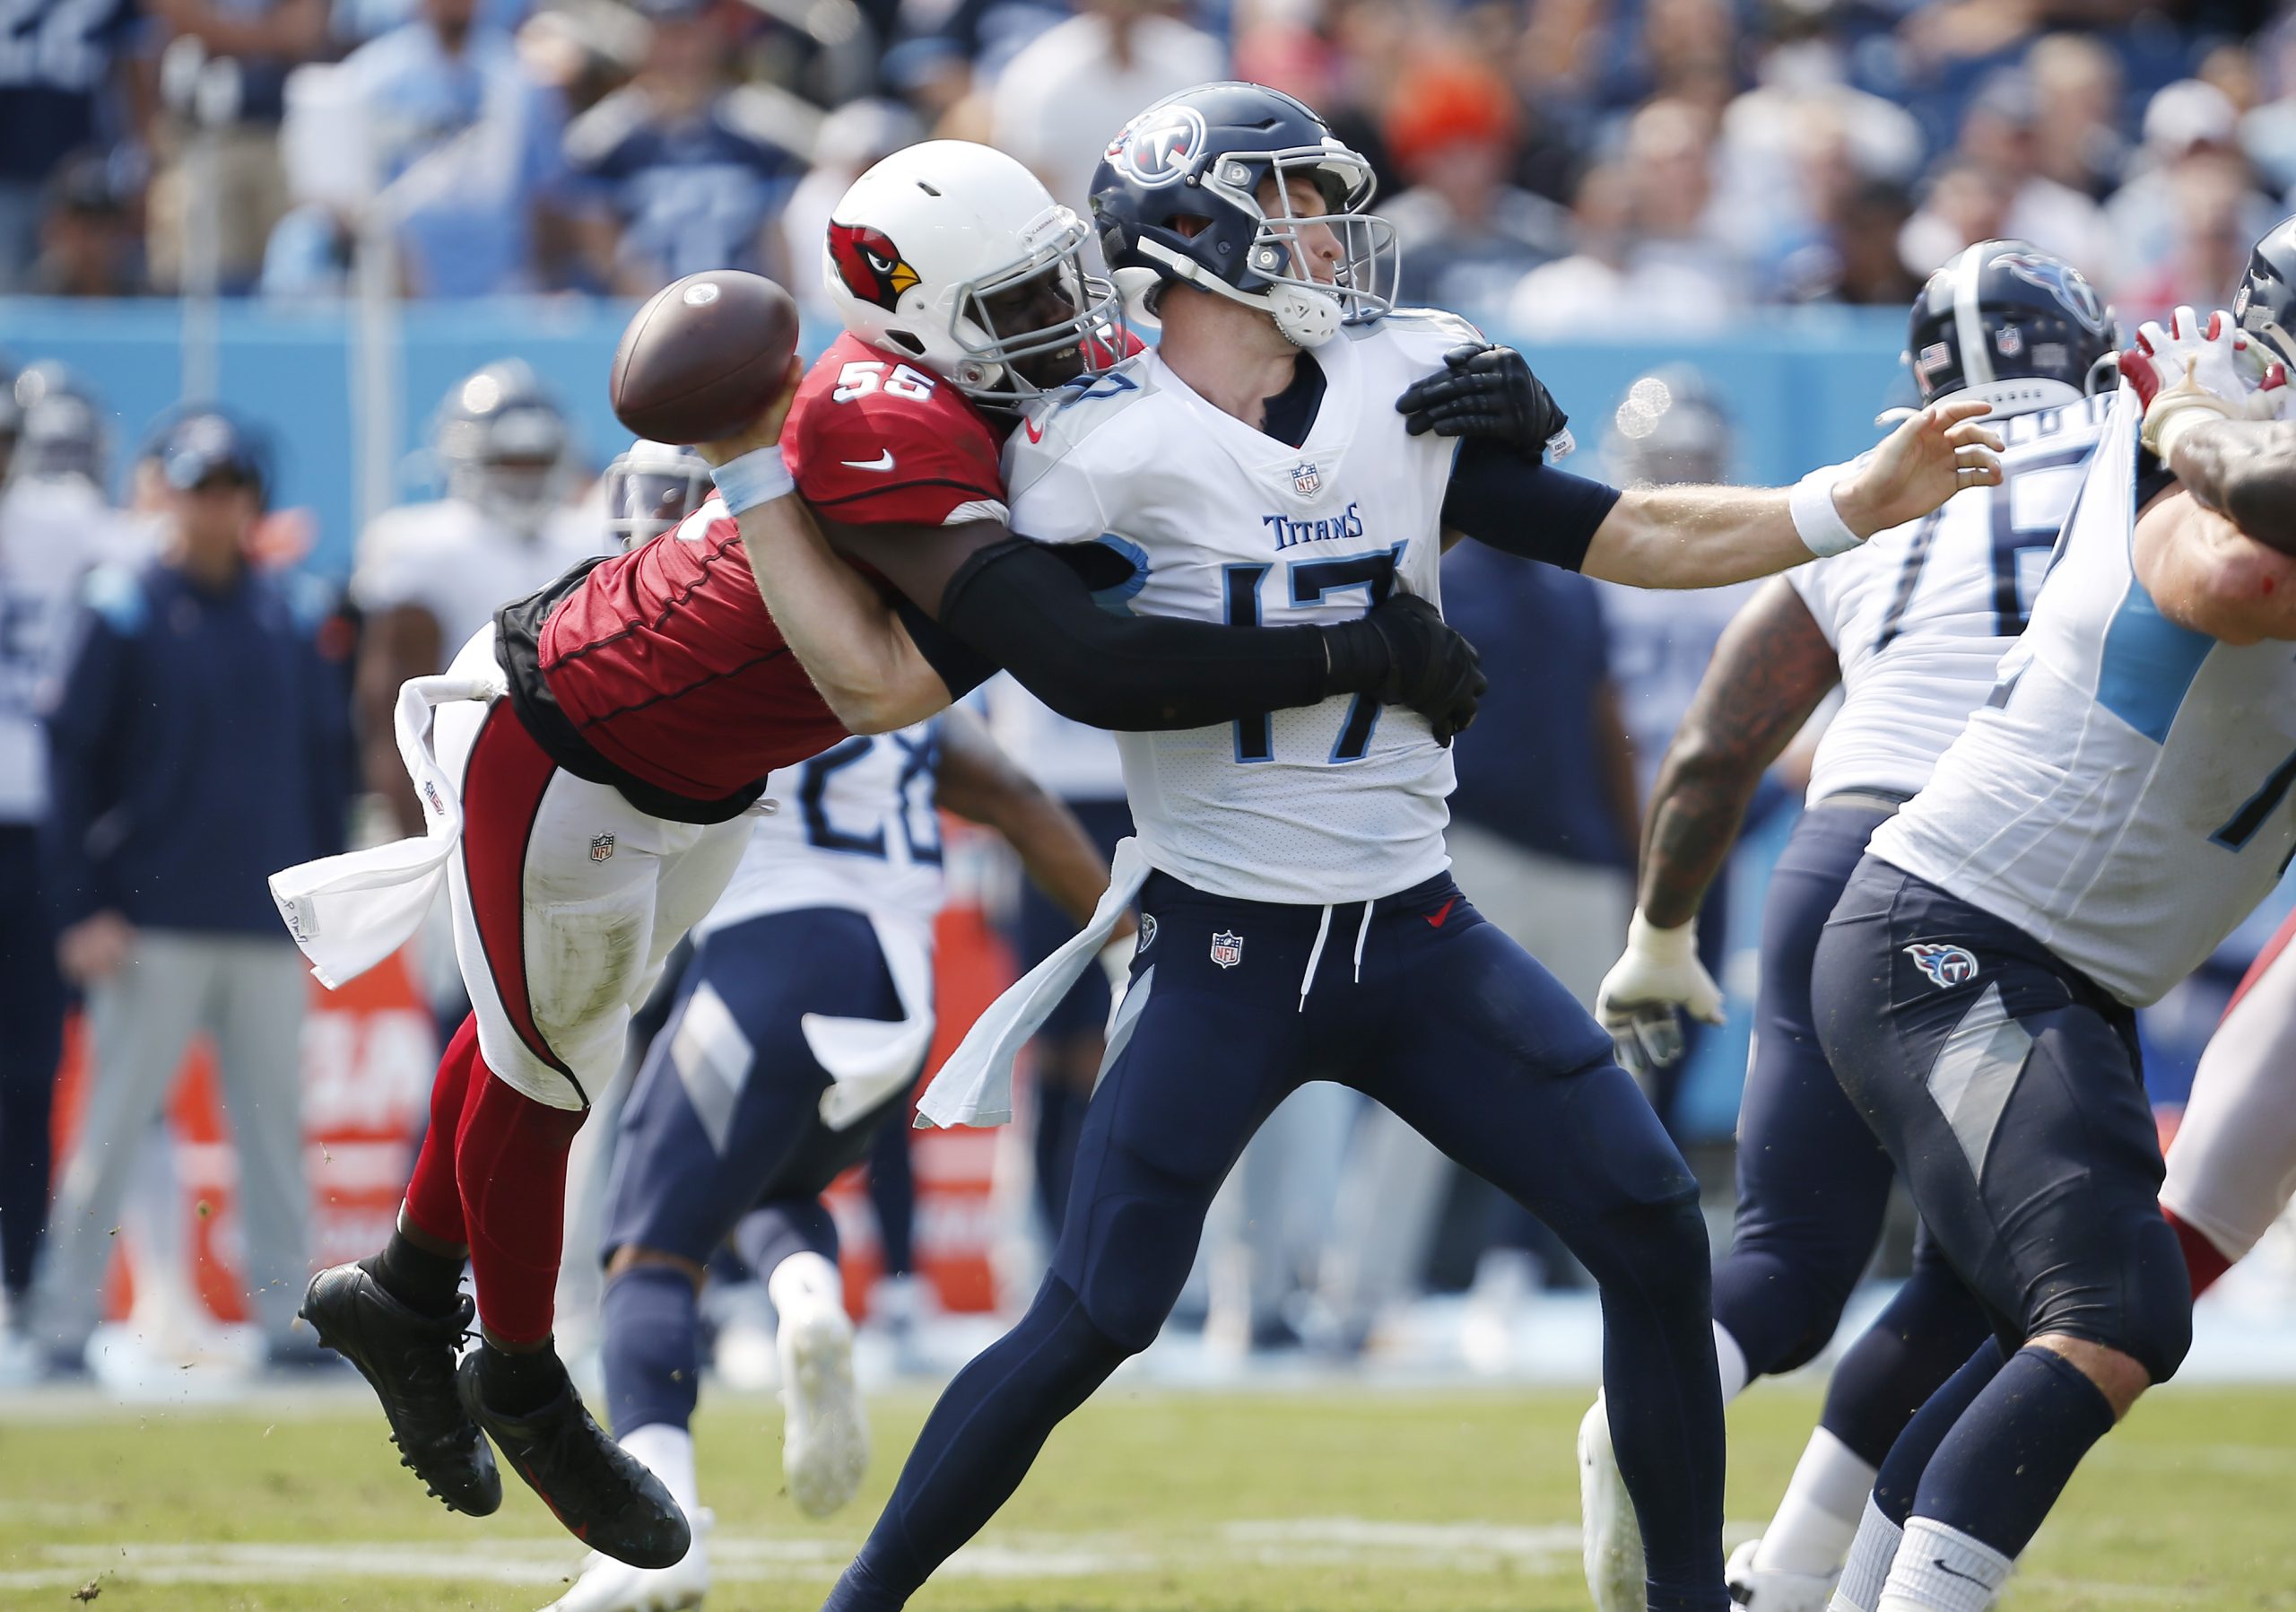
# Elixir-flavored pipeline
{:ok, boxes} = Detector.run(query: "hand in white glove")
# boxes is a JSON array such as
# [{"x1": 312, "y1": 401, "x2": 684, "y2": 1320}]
[
  {"x1": 1596, "y1": 911, "x2": 1725, "y2": 1077},
  {"x1": 2123, "y1": 307, "x2": 2287, "y2": 460}
]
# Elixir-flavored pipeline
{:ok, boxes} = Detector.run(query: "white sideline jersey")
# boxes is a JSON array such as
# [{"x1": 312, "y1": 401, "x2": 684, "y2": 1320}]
[
  {"x1": 0, "y1": 477, "x2": 152, "y2": 823},
  {"x1": 351, "y1": 499, "x2": 610, "y2": 657},
  {"x1": 692, "y1": 721, "x2": 946, "y2": 946},
  {"x1": 1873, "y1": 386, "x2": 2296, "y2": 1006},
  {"x1": 1792, "y1": 395, "x2": 2108, "y2": 803},
  {"x1": 1003, "y1": 311, "x2": 1474, "y2": 904}
]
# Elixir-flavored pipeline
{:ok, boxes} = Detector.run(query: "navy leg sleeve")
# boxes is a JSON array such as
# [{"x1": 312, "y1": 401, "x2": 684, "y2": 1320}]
[
  {"x1": 601, "y1": 1263, "x2": 702, "y2": 1437},
  {"x1": 1873, "y1": 1339, "x2": 2005, "y2": 1527},
  {"x1": 1713, "y1": 806, "x2": 1898, "y2": 1378},
  {"x1": 1913, "y1": 1344, "x2": 2118, "y2": 1558},
  {"x1": 1356, "y1": 903, "x2": 1726, "y2": 1612},
  {"x1": 1819, "y1": 1235, "x2": 1995, "y2": 1468}
]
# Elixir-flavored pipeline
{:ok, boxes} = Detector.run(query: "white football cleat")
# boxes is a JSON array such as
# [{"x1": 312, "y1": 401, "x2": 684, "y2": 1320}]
[
  {"x1": 778, "y1": 1283, "x2": 869, "y2": 1518},
  {"x1": 1726, "y1": 1538, "x2": 1841, "y2": 1612},
  {"x1": 544, "y1": 1508, "x2": 711, "y2": 1611},
  {"x1": 1578, "y1": 1395, "x2": 1646, "y2": 1612}
]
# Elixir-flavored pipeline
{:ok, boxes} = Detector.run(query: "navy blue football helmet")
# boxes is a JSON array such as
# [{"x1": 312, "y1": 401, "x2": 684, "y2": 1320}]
[
  {"x1": 1906, "y1": 240, "x2": 2117, "y2": 415},
  {"x1": 2231, "y1": 212, "x2": 2296, "y2": 370},
  {"x1": 1090, "y1": 82, "x2": 1396, "y2": 348}
]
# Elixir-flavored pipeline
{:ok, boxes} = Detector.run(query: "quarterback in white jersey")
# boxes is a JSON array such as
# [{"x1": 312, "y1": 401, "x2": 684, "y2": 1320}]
[
  {"x1": 1586, "y1": 240, "x2": 2118, "y2": 1612},
  {"x1": 1812, "y1": 279, "x2": 2296, "y2": 1612},
  {"x1": 351, "y1": 361, "x2": 610, "y2": 834},
  {"x1": 812, "y1": 82, "x2": 2002, "y2": 1612},
  {"x1": 561, "y1": 697, "x2": 1129, "y2": 1612}
]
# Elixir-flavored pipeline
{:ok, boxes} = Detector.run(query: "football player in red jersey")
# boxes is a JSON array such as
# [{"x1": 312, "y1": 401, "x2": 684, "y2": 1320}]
[{"x1": 283, "y1": 136, "x2": 1484, "y2": 1568}]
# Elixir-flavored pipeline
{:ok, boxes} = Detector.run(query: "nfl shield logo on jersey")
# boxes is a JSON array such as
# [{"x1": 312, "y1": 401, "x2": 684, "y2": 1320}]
[
  {"x1": 590, "y1": 833, "x2": 616, "y2": 863},
  {"x1": 1210, "y1": 929, "x2": 1244, "y2": 969},
  {"x1": 1291, "y1": 461, "x2": 1321, "y2": 496},
  {"x1": 1904, "y1": 943, "x2": 1979, "y2": 988}
]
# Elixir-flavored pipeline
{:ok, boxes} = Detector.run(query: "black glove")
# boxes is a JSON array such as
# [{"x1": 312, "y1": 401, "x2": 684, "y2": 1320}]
[
  {"x1": 1364, "y1": 591, "x2": 1485, "y2": 746},
  {"x1": 1395, "y1": 343, "x2": 1569, "y2": 459}
]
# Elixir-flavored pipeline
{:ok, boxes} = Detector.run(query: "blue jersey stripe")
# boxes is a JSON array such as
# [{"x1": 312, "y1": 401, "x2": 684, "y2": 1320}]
[{"x1": 2093, "y1": 572, "x2": 2212, "y2": 744}]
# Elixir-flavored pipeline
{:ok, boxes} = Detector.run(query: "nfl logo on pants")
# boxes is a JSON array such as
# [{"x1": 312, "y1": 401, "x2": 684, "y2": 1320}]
[
  {"x1": 1210, "y1": 930, "x2": 1243, "y2": 969},
  {"x1": 590, "y1": 833, "x2": 615, "y2": 863}
]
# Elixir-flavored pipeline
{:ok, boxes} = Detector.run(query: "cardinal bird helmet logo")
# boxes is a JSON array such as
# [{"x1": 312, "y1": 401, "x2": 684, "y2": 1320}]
[{"x1": 829, "y1": 221, "x2": 921, "y2": 312}]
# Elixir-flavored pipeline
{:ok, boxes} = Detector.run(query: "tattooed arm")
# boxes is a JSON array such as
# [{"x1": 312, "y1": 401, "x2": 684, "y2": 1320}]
[
  {"x1": 1596, "y1": 578, "x2": 1841, "y2": 1070},
  {"x1": 1639, "y1": 579, "x2": 1841, "y2": 926}
]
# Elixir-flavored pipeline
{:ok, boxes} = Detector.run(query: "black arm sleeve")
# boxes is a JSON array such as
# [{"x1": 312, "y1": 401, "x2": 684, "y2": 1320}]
[
  {"x1": 936, "y1": 538, "x2": 1358, "y2": 731},
  {"x1": 1439, "y1": 435, "x2": 1623, "y2": 571}
]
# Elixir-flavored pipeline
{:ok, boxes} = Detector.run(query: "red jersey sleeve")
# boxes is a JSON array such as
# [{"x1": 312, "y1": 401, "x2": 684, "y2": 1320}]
[{"x1": 784, "y1": 334, "x2": 1008, "y2": 528}]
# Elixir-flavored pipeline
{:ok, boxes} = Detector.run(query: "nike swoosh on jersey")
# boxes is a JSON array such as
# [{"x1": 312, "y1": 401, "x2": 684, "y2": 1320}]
[
  {"x1": 1425, "y1": 897, "x2": 1457, "y2": 928},
  {"x1": 840, "y1": 451, "x2": 896, "y2": 471}
]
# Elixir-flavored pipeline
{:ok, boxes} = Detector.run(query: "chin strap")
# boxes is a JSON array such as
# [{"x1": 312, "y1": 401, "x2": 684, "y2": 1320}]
[{"x1": 1129, "y1": 239, "x2": 1342, "y2": 349}]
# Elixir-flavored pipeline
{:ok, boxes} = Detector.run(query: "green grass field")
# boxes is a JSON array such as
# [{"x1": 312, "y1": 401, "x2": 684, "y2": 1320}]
[{"x1": 4, "y1": 1381, "x2": 2294, "y2": 1610}]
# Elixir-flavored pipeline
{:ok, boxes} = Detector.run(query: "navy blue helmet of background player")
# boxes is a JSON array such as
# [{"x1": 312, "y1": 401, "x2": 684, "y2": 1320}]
[
  {"x1": 9, "y1": 362, "x2": 107, "y2": 485},
  {"x1": 1905, "y1": 239, "x2": 2117, "y2": 415},
  {"x1": 1089, "y1": 81, "x2": 1397, "y2": 349},
  {"x1": 434, "y1": 359, "x2": 570, "y2": 533},
  {"x1": 2231, "y1": 212, "x2": 2296, "y2": 370}
]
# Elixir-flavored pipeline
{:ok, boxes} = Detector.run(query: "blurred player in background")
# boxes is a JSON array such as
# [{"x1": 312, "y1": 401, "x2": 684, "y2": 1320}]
[
  {"x1": 1812, "y1": 291, "x2": 2296, "y2": 1612},
  {"x1": 352, "y1": 360, "x2": 607, "y2": 838},
  {"x1": 281, "y1": 137, "x2": 1479, "y2": 1567},
  {"x1": 560, "y1": 699, "x2": 1128, "y2": 1612},
  {"x1": 0, "y1": 363, "x2": 147, "y2": 1371},
  {"x1": 1583, "y1": 240, "x2": 2117, "y2": 1612},
  {"x1": 796, "y1": 82, "x2": 2004, "y2": 1612}
]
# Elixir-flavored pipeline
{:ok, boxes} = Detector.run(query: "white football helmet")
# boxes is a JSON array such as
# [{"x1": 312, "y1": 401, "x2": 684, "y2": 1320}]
[
  {"x1": 822, "y1": 140, "x2": 1121, "y2": 407},
  {"x1": 436, "y1": 360, "x2": 570, "y2": 535},
  {"x1": 602, "y1": 439, "x2": 713, "y2": 550}
]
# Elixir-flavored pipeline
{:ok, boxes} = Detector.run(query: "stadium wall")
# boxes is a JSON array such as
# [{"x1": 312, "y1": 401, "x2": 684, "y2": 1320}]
[{"x1": 0, "y1": 298, "x2": 1914, "y2": 579}]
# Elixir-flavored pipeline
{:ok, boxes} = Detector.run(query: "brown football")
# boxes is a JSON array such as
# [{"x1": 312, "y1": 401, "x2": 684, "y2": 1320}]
[{"x1": 609, "y1": 270, "x2": 802, "y2": 445}]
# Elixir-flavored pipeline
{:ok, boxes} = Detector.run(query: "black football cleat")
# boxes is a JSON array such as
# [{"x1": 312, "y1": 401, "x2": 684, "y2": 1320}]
[
  {"x1": 457, "y1": 1353, "x2": 691, "y2": 1569},
  {"x1": 300, "y1": 1262, "x2": 502, "y2": 1516}
]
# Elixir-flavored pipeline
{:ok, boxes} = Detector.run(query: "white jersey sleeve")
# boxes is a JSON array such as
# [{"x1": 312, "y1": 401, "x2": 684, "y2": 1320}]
[
  {"x1": 1003, "y1": 320, "x2": 1466, "y2": 905},
  {"x1": 1872, "y1": 387, "x2": 2296, "y2": 1006},
  {"x1": 693, "y1": 720, "x2": 947, "y2": 945},
  {"x1": 352, "y1": 500, "x2": 615, "y2": 659},
  {"x1": 1794, "y1": 395, "x2": 2108, "y2": 804}
]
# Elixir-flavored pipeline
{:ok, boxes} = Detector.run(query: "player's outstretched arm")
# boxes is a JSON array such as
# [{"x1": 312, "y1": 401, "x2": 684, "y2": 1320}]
[
  {"x1": 1596, "y1": 579, "x2": 1839, "y2": 1071},
  {"x1": 1581, "y1": 401, "x2": 2005, "y2": 588},
  {"x1": 2134, "y1": 481, "x2": 2296, "y2": 645},
  {"x1": 2168, "y1": 414, "x2": 2296, "y2": 555},
  {"x1": 699, "y1": 360, "x2": 956, "y2": 735}
]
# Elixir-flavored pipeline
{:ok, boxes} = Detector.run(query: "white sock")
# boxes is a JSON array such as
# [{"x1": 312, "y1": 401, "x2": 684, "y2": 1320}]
[
  {"x1": 1828, "y1": 1495, "x2": 1903, "y2": 1612},
  {"x1": 621, "y1": 1421, "x2": 700, "y2": 1521},
  {"x1": 767, "y1": 1250, "x2": 844, "y2": 1320},
  {"x1": 1756, "y1": 1427, "x2": 1879, "y2": 1576},
  {"x1": 1874, "y1": 1518, "x2": 2011, "y2": 1612},
  {"x1": 1714, "y1": 1321, "x2": 1750, "y2": 1404}
]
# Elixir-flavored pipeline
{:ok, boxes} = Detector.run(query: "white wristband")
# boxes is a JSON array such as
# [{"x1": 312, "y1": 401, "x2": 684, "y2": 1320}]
[
  {"x1": 711, "y1": 446, "x2": 796, "y2": 514},
  {"x1": 1789, "y1": 467, "x2": 1863, "y2": 558}
]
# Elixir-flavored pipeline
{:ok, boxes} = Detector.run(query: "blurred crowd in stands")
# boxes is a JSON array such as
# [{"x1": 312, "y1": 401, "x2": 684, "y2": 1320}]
[{"x1": 0, "y1": 0, "x2": 2289, "y2": 327}]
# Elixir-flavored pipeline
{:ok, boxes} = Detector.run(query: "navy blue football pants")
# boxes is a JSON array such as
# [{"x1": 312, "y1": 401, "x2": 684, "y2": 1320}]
[
  {"x1": 1713, "y1": 804, "x2": 1989, "y2": 1460},
  {"x1": 1813, "y1": 858, "x2": 2192, "y2": 1383},
  {"x1": 825, "y1": 870, "x2": 1727, "y2": 1612}
]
